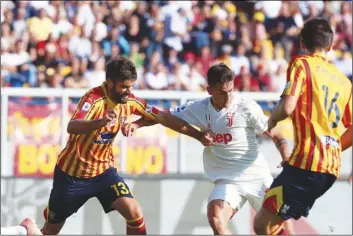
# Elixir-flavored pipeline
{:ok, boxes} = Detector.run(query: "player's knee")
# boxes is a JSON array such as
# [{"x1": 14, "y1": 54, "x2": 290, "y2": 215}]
[
  {"x1": 253, "y1": 212, "x2": 268, "y2": 235},
  {"x1": 128, "y1": 204, "x2": 143, "y2": 220},
  {"x1": 208, "y1": 215, "x2": 226, "y2": 232},
  {"x1": 122, "y1": 200, "x2": 143, "y2": 221},
  {"x1": 41, "y1": 221, "x2": 65, "y2": 235},
  {"x1": 253, "y1": 222, "x2": 267, "y2": 235}
]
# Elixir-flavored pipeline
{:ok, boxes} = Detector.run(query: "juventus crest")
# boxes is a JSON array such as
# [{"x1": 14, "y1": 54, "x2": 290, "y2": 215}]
[{"x1": 226, "y1": 112, "x2": 234, "y2": 127}]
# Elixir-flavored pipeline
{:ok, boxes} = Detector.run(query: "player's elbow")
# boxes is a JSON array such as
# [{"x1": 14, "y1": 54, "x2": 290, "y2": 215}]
[
  {"x1": 283, "y1": 103, "x2": 295, "y2": 117},
  {"x1": 154, "y1": 110, "x2": 166, "y2": 124},
  {"x1": 270, "y1": 130, "x2": 284, "y2": 142},
  {"x1": 67, "y1": 122, "x2": 75, "y2": 134},
  {"x1": 282, "y1": 96, "x2": 297, "y2": 117},
  {"x1": 67, "y1": 121, "x2": 79, "y2": 134}
]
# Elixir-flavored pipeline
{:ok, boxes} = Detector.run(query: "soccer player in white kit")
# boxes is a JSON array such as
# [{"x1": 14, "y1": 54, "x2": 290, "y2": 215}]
[{"x1": 122, "y1": 63, "x2": 291, "y2": 235}]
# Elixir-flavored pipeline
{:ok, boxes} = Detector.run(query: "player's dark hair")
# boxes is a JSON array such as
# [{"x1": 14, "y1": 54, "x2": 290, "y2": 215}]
[
  {"x1": 106, "y1": 57, "x2": 137, "y2": 82},
  {"x1": 207, "y1": 63, "x2": 235, "y2": 86},
  {"x1": 300, "y1": 18, "x2": 333, "y2": 52}
]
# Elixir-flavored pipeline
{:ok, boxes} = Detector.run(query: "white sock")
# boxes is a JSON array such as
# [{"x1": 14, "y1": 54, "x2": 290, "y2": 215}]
[{"x1": 1, "y1": 226, "x2": 28, "y2": 235}]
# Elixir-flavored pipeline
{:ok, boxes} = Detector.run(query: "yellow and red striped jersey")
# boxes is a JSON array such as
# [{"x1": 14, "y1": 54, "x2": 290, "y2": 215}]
[
  {"x1": 282, "y1": 52, "x2": 352, "y2": 177},
  {"x1": 56, "y1": 82, "x2": 159, "y2": 178}
]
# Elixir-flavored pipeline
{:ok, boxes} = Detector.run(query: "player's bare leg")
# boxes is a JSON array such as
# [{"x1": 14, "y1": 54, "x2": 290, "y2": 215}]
[
  {"x1": 207, "y1": 200, "x2": 237, "y2": 235},
  {"x1": 40, "y1": 221, "x2": 65, "y2": 235},
  {"x1": 253, "y1": 207, "x2": 285, "y2": 235},
  {"x1": 40, "y1": 208, "x2": 65, "y2": 235},
  {"x1": 283, "y1": 220, "x2": 295, "y2": 235},
  {"x1": 111, "y1": 197, "x2": 146, "y2": 235}
]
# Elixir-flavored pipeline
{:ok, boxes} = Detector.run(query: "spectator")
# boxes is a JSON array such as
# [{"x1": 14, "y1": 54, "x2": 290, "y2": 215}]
[
  {"x1": 68, "y1": 27, "x2": 92, "y2": 59},
  {"x1": 234, "y1": 66, "x2": 260, "y2": 92},
  {"x1": 64, "y1": 57, "x2": 88, "y2": 89},
  {"x1": 144, "y1": 63, "x2": 169, "y2": 90},
  {"x1": 13, "y1": 8, "x2": 27, "y2": 37},
  {"x1": 268, "y1": 44, "x2": 288, "y2": 75},
  {"x1": 0, "y1": 0, "x2": 351, "y2": 98},
  {"x1": 255, "y1": 63, "x2": 272, "y2": 92},
  {"x1": 271, "y1": 65, "x2": 287, "y2": 93},
  {"x1": 27, "y1": 8, "x2": 53, "y2": 42},
  {"x1": 84, "y1": 57, "x2": 106, "y2": 88},
  {"x1": 230, "y1": 43, "x2": 251, "y2": 76},
  {"x1": 196, "y1": 45, "x2": 214, "y2": 77}
]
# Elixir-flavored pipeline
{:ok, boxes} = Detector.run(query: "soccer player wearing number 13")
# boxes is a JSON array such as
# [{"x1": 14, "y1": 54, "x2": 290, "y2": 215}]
[
  {"x1": 254, "y1": 18, "x2": 353, "y2": 235},
  {"x1": 40, "y1": 57, "x2": 214, "y2": 235}
]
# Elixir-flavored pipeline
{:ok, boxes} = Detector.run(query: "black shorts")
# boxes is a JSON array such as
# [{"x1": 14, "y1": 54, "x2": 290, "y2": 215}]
[
  {"x1": 44, "y1": 165, "x2": 133, "y2": 223},
  {"x1": 262, "y1": 162, "x2": 336, "y2": 220}
]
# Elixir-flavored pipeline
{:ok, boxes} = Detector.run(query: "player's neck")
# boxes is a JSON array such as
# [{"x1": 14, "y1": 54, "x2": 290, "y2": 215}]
[
  {"x1": 309, "y1": 49, "x2": 328, "y2": 56},
  {"x1": 210, "y1": 98, "x2": 230, "y2": 112}
]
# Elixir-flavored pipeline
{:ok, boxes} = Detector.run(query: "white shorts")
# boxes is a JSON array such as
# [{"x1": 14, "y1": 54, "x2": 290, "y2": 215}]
[{"x1": 208, "y1": 178, "x2": 273, "y2": 212}]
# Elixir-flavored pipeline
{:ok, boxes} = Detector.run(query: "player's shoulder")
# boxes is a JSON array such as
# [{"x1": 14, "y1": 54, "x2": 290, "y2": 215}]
[
  {"x1": 234, "y1": 95, "x2": 262, "y2": 113},
  {"x1": 171, "y1": 98, "x2": 208, "y2": 114},
  {"x1": 235, "y1": 94, "x2": 258, "y2": 108},
  {"x1": 126, "y1": 93, "x2": 147, "y2": 106},
  {"x1": 288, "y1": 55, "x2": 310, "y2": 67},
  {"x1": 186, "y1": 98, "x2": 209, "y2": 111},
  {"x1": 189, "y1": 98, "x2": 209, "y2": 106},
  {"x1": 83, "y1": 85, "x2": 105, "y2": 104}
]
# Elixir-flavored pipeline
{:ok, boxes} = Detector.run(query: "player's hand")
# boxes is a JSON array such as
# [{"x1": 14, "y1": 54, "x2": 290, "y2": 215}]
[
  {"x1": 102, "y1": 108, "x2": 117, "y2": 125},
  {"x1": 277, "y1": 158, "x2": 289, "y2": 168},
  {"x1": 349, "y1": 173, "x2": 352, "y2": 185},
  {"x1": 267, "y1": 118, "x2": 277, "y2": 132},
  {"x1": 200, "y1": 130, "x2": 215, "y2": 146},
  {"x1": 121, "y1": 122, "x2": 138, "y2": 137}
]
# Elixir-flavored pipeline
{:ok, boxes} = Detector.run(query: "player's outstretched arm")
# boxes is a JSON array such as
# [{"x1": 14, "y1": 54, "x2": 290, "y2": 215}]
[
  {"x1": 121, "y1": 118, "x2": 158, "y2": 137},
  {"x1": 122, "y1": 111, "x2": 214, "y2": 146},
  {"x1": 67, "y1": 108, "x2": 117, "y2": 134},
  {"x1": 268, "y1": 95, "x2": 298, "y2": 131},
  {"x1": 263, "y1": 130, "x2": 291, "y2": 167},
  {"x1": 269, "y1": 58, "x2": 306, "y2": 131},
  {"x1": 152, "y1": 110, "x2": 215, "y2": 146}
]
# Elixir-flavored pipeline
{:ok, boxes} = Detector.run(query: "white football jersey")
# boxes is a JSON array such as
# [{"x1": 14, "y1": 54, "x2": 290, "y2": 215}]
[{"x1": 170, "y1": 94, "x2": 273, "y2": 182}]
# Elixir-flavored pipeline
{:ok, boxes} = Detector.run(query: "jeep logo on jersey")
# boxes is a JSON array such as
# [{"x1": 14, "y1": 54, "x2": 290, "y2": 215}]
[
  {"x1": 92, "y1": 132, "x2": 115, "y2": 145},
  {"x1": 215, "y1": 133, "x2": 232, "y2": 144}
]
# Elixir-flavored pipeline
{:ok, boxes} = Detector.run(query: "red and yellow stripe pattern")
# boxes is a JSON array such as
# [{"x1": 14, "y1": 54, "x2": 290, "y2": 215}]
[
  {"x1": 56, "y1": 83, "x2": 159, "y2": 178},
  {"x1": 282, "y1": 53, "x2": 352, "y2": 177}
]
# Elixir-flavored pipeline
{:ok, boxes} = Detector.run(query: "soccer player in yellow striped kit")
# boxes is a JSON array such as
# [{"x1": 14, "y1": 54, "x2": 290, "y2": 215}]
[
  {"x1": 254, "y1": 18, "x2": 352, "y2": 235},
  {"x1": 40, "y1": 57, "x2": 214, "y2": 235}
]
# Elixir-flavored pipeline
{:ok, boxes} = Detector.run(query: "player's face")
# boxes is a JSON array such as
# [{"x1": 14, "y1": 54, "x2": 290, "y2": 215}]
[
  {"x1": 107, "y1": 79, "x2": 135, "y2": 104},
  {"x1": 207, "y1": 81, "x2": 233, "y2": 109}
]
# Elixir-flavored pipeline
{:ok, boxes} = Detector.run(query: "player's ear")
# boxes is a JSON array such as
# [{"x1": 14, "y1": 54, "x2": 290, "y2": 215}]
[
  {"x1": 206, "y1": 86, "x2": 212, "y2": 95},
  {"x1": 327, "y1": 40, "x2": 333, "y2": 52},
  {"x1": 106, "y1": 79, "x2": 113, "y2": 89},
  {"x1": 299, "y1": 38, "x2": 305, "y2": 50}
]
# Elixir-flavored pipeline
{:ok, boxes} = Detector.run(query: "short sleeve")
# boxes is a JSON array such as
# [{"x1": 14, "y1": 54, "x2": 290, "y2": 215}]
[
  {"x1": 169, "y1": 100, "x2": 207, "y2": 129},
  {"x1": 131, "y1": 96, "x2": 160, "y2": 120},
  {"x1": 71, "y1": 94, "x2": 98, "y2": 120},
  {"x1": 342, "y1": 93, "x2": 352, "y2": 128},
  {"x1": 248, "y1": 100, "x2": 269, "y2": 133},
  {"x1": 281, "y1": 58, "x2": 306, "y2": 98}
]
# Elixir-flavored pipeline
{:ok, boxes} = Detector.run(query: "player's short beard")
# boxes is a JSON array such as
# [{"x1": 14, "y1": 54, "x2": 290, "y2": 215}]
[{"x1": 111, "y1": 89, "x2": 129, "y2": 104}]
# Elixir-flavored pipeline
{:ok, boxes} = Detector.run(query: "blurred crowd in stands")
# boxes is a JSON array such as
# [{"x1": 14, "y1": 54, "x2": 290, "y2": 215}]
[{"x1": 1, "y1": 0, "x2": 352, "y2": 94}]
